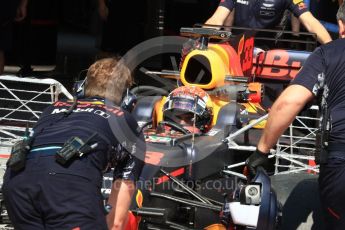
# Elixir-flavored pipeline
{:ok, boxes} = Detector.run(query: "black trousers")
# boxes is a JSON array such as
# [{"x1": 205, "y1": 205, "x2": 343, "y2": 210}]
[
  {"x1": 319, "y1": 151, "x2": 345, "y2": 230},
  {"x1": 2, "y1": 153, "x2": 107, "y2": 230}
]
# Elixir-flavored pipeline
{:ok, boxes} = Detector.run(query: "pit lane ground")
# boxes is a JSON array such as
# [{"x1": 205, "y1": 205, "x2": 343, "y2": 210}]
[{"x1": 271, "y1": 173, "x2": 324, "y2": 230}]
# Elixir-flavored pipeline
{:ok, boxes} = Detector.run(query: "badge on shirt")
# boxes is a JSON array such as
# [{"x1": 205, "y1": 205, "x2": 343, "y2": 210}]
[
  {"x1": 237, "y1": 0, "x2": 249, "y2": 5},
  {"x1": 263, "y1": 3, "x2": 274, "y2": 8}
]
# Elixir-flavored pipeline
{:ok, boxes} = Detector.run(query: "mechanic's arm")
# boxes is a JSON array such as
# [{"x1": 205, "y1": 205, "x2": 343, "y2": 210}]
[
  {"x1": 106, "y1": 179, "x2": 136, "y2": 230},
  {"x1": 298, "y1": 12, "x2": 332, "y2": 44},
  {"x1": 205, "y1": 6, "x2": 232, "y2": 26},
  {"x1": 257, "y1": 84, "x2": 314, "y2": 153},
  {"x1": 224, "y1": 10, "x2": 235, "y2": 27}
]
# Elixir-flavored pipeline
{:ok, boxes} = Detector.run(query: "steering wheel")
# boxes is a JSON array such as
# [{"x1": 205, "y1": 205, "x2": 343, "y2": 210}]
[{"x1": 158, "y1": 121, "x2": 191, "y2": 135}]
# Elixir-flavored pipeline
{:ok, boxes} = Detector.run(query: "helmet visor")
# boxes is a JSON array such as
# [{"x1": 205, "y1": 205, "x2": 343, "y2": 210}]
[{"x1": 163, "y1": 96, "x2": 206, "y2": 116}]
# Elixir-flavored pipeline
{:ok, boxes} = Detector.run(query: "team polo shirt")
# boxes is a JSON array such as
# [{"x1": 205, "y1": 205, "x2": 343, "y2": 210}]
[
  {"x1": 32, "y1": 97, "x2": 145, "y2": 181},
  {"x1": 291, "y1": 39, "x2": 345, "y2": 144},
  {"x1": 219, "y1": 0, "x2": 308, "y2": 29}
]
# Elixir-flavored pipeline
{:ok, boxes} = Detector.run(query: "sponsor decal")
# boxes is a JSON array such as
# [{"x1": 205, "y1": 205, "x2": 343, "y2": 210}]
[
  {"x1": 242, "y1": 37, "x2": 254, "y2": 74},
  {"x1": 252, "y1": 49, "x2": 304, "y2": 80},
  {"x1": 260, "y1": 11, "x2": 275, "y2": 16},
  {"x1": 263, "y1": 3, "x2": 274, "y2": 7},
  {"x1": 52, "y1": 103, "x2": 123, "y2": 117},
  {"x1": 94, "y1": 110, "x2": 111, "y2": 118},
  {"x1": 147, "y1": 135, "x2": 172, "y2": 143},
  {"x1": 145, "y1": 151, "x2": 164, "y2": 165},
  {"x1": 237, "y1": 0, "x2": 249, "y2": 5},
  {"x1": 206, "y1": 128, "x2": 220, "y2": 136},
  {"x1": 51, "y1": 107, "x2": 111, "y2": 119},
  {"x1": 138, "y1": 121, "x2": 150, "y2": 128},
  {"x1": 51, "y1": 102, "x2": 123, "y2": 116}
]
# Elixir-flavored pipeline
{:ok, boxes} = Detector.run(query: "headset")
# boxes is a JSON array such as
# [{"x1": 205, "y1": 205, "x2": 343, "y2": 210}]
[
  {"x1": 72, "y1": 78, "x2": 137, "y2": 112},
  {"x1": 120, "y1": 88, "x2": 137, "y2": 112},
  {"x1": 72, "y1": 69, "x2": 88, "y2": 99},
  {"x1": 73, "y1": 78, "x2": 87, "y2": 99}
]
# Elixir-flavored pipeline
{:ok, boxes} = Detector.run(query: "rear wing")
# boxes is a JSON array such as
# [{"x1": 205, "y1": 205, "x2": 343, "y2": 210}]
[
  {"x1": 217, "y1": 25, "x2": 318, "y2": 51},
  {"x1": 189, "y1": 24, "x2": 316, "y2": 81}
]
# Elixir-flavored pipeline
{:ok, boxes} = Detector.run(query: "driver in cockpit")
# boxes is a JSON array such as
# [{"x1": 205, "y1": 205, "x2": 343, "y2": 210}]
[{"x1": 161, "y1": 86, "x2": 213, "y2": 134}]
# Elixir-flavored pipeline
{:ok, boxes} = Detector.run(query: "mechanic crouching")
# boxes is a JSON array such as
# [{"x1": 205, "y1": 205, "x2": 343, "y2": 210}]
[
  {"x1": 2, "y1": 57, "x2": 145, "y2": 230},
  {"x1": 245, "y1": 3, "x2": 345, "y2": 229}
]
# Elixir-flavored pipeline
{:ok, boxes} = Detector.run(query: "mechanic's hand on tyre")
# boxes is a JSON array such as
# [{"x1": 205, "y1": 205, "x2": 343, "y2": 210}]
[{"x1": 245, "y1": 148, "x2": 270, "y2": 180}]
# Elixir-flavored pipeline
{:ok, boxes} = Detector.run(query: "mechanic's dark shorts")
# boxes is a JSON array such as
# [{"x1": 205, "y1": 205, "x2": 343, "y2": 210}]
[
  {"x1": 2, "y1": 148, "x2": 107, "y2": 230},
  {"x1": 319, "y1": 150, "x2": 345, "y2": 230}
]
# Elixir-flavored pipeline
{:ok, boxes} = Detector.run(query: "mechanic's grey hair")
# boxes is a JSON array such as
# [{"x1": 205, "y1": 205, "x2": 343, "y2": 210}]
[{"x1": 337, "y1": 1, "x2": 345, "y2": 22}]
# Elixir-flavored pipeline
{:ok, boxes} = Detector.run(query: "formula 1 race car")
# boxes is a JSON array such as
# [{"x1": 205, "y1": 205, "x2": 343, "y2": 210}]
[
  {"x1": 0, "y1": 25, "x2": 316, "y2": 229},
  {"x1": 116, "y1": 26, "x2": 315, "y2": 229}
]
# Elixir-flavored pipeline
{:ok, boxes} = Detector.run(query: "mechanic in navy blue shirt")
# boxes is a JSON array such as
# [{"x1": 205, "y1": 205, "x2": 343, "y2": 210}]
[
  {"x1": 206, "y1": 0, "x2": 332, "y2": 44},
  {"x1": 2, "y1": 58, "x2": 145, "y2": 230},
  {"x1": 246, "y1": 2, "x2": 345, "y2": 228}
]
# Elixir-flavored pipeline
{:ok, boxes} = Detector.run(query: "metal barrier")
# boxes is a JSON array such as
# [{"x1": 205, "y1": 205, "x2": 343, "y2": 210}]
[
  {"x1": 274, "y1": 107, "x2": 319, "y2": 174},
  {"x1": 0, "y1": 75, "x2": 73, "y2": 156},
  {"x1": 0, "y1": 74, "x2": 320, "y2": 176},
  {"x1": 224, "y1": 107, "x2": 320, "y2": 177}
]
